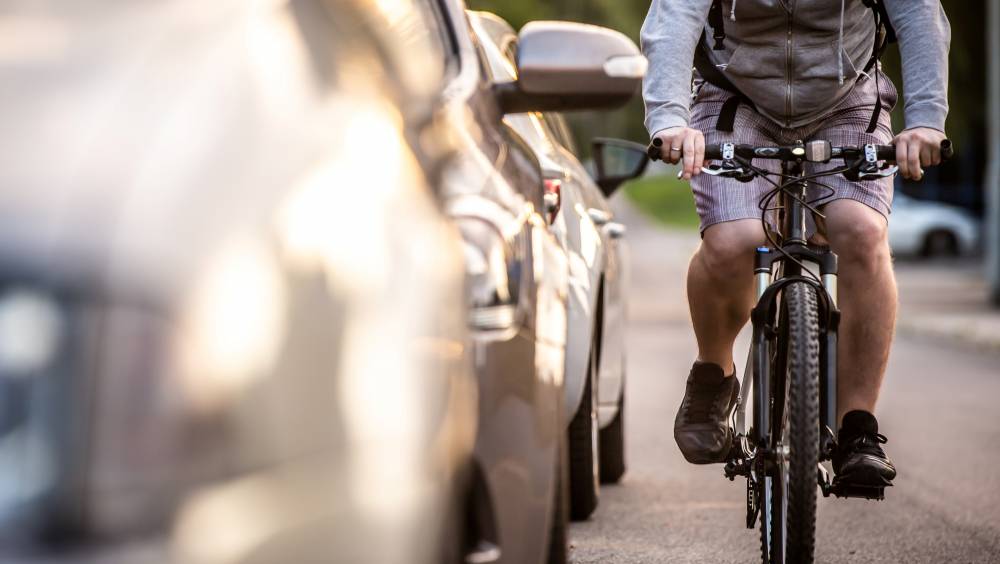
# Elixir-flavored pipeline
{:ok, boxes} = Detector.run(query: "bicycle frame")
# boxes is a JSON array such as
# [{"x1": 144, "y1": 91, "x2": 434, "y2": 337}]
[{"x1": 727, "y1": 157, "x2": 841, "y2": 502}]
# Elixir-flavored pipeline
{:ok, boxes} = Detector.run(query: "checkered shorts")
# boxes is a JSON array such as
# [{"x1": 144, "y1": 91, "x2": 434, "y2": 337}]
[{"x1": 689, "y1": 71, "x2": 898, "y2": 233}]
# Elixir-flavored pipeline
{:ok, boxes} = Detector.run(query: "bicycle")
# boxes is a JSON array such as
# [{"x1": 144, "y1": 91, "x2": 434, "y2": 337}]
[{"x1": 648, "y1": 137, "x2": 953, "y2": 563}]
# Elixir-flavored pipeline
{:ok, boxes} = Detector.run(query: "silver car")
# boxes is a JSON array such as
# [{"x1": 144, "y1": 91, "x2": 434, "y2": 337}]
[
  {"x1": 469, "y1": 11, "x2": 650, "y2": 520},
  {"x1": 428, "y1": 0, "x2": 645, "y2": 561},
  {"x1": 0, "y1": 1, "x2": 474, "y2": 562}
]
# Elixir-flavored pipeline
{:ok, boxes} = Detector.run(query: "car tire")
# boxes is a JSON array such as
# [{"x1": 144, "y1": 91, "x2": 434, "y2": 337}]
[
  {"x1": 921, "y1": 230, "x2": 959, "y2": 257},
  {"x1": 568, "y1": 345, "x2": 599, "y2": 521},
  {"x1": 547, "y1": 436, "x2": 569, "y2": 564},
  {"x1": 599, "y1": 380, "x2": 626, "y2": 484}
]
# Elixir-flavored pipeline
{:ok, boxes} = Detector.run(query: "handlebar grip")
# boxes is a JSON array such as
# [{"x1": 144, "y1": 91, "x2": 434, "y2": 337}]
[
  {"x1": 876, "y1": 139, "x2": 954, "y2": 163},
  {"x1": 875, "y1": 145, "x2": 896, "y2": 161},
  {"x1": 648, "y1": 140, "x2": 725, "y2": 161},
  {"x1": 940, "y1": 139, "x2": 954, "y2": 161},
  {"x1": 647, "y1": 137, "x2": 663, "y2": 161}
]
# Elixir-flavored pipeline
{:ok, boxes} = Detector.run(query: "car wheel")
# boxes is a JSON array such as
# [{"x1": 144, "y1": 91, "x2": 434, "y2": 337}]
[
  {"x1": 568, "y1": 345, "x2": 599, "y2": 521},
  {"x1": 547, "y1": 435, "x2": 569, "y2": 564},
  {"x1": 921, "y1": 230, "x2": 959, "y2": 257},
  {"x1": 599, "y1": 378, "x2": 626, "y2": 484}
]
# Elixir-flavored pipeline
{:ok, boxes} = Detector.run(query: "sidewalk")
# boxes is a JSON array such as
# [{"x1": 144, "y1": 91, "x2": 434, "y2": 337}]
[{"x1": 895, "y1": 259, "x2": 1000, "y2": 351}]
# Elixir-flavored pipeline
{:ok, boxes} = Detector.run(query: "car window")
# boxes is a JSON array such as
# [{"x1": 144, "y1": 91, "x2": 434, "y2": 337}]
[
  {"x1": 543, "y1": 113, "x2": 579, "y2": 154},
  {"x1": 356, "y1": 0, "x2": 451, "y2": 93},
  {"x1": 419, "y1": 0, "x2": 461, "y2": 77}
]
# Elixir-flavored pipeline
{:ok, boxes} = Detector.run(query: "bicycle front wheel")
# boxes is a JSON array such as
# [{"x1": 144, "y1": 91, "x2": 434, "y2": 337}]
[{"x1": 760, "y1": 281, "x2": 820, "y2": 564}]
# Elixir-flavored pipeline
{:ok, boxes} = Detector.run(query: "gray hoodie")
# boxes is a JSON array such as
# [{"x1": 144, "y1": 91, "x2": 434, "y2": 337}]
[{"x1": 641, "y1": 0, "x2": 950, "y2": 135}]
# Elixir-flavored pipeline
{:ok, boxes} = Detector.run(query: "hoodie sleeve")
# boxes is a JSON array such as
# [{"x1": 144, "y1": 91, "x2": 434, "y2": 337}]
[
  {"x1": 640, "y1": 0, "x2": 714, "y2": 138},
  {"x1": 883, "y1": 0, "x2": 951, "y2": 132}
]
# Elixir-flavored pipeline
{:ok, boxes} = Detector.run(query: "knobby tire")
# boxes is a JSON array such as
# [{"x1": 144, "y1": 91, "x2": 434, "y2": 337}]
[{"x1": 760, "y1": 281, "x2": 820, "y2": 564}]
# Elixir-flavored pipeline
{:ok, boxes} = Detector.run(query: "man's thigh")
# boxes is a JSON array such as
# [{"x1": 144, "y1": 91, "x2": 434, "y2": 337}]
[
  {"x1": 701, "y1": 219, "x2": 768, "y2": 260},
  {"x1": 819, "y1": 199, "x2": 890, "y2": 259}
]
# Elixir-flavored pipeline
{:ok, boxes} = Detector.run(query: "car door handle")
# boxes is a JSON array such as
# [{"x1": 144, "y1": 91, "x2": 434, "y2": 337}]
[
  {"x1": 603, "y1": 221, "x2": 626, "y2": 240},
  {"x1": 587, "y1": 208, "x2": 612, "y2": 226}
]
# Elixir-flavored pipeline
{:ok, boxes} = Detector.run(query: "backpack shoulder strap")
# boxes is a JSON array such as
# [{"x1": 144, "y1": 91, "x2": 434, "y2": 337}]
[
  {"x1": 709, "y1": 0, "x2": 726, "y2": 50},
  {"x1": 870, "y1": 0, "x2": 896, "y2": 44},
  {"x1": 860, "y1": 0, "x2": 894, "y2": 133},
  {"x1": 693, "y1": 32, "x2": 756, "y2": 132}
]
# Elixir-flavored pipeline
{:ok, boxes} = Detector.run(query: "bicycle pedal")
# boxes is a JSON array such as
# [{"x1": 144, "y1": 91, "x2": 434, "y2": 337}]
[{"x1": 829, "y1": 481, "x2": 889, "y2": 501}]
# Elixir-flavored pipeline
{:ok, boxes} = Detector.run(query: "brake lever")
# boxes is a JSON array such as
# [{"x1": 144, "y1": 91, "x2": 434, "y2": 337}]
[
  {"x1": 857, "y1": 165, "x2": 899, "y2": 181},
  {"x1": 845, "y1": 147, "x2": 898, "y2": 182},
  {"x1": 676, "y1": 166, "x2": 754, "y2": 181},
  {"x1": 700, "y1": 161, "x2": 756, "y2": 183},
  {"x1": 678, "y1": 166, "x2": 750, "y2": 180}
]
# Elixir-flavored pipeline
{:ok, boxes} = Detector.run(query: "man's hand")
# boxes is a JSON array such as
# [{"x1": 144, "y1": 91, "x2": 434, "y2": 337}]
[
  {"x1": 893, "y1": 127, "x2": 947, "y2": 181},
  {"x1": 653, "y1": 126, "x2": 705, "y2": 180}
]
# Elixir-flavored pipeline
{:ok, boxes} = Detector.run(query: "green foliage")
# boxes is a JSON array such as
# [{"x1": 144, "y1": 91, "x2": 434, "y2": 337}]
[
  {"x1": 466, "y1": 0, "x2": 648, "y2": 40},
  {"x1": 623, "y1": 173, "x2": 701, "y2": 230}
]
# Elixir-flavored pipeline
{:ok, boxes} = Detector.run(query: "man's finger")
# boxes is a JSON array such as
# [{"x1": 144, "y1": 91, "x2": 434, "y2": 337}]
[
  {"x1": 919, "y1": 144, "x2": 933, "y2": 172},
  {"x1": 929, "y1": 144, "x2": 942, "y2": 166},
  {"x1": 693, "y1": 132, "x2": 705, "y2": 175},
  {"x1": 664, "y1": 135, "x2": 680, "y2": 164},
  {"x1": 682, "y1": 133, "x2": 696, "y2": 179},
  {"x1": 896, "y1": 140, "x2": 910, "y2": 179},
  {"x1": 908, "y1": 142, "x2": 923, "y2": 181}
]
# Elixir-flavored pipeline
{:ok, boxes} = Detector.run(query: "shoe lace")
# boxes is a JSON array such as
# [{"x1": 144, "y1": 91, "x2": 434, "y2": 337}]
[
  {"x1": 683, "y1": 383, "x2": 726, "y2": 423},
  {"x1": 847, "y1": 432, "x2": 888, "y2": 456}
]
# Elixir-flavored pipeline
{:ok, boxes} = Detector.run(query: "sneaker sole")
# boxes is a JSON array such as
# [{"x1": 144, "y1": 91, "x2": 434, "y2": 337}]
[
  {"x1": 833, "y1": 463, "x2": 895, "y2": 488},
  {"x1": 677, "y1": 426, "x2": 733, "y2": 465}
]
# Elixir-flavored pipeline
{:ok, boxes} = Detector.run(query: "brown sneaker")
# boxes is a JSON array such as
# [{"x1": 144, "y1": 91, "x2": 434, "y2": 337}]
[{"x1": 673, "y1": 361, "x2": 739, "y2": 464}]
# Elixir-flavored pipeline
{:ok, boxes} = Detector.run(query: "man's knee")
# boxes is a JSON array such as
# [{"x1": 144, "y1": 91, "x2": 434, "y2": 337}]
[
  {"x1": 826, "y1": 201, "x2": 890, "y2": 272},
  {"x1": 698, "y1": 220, "x2": 766, "y2": 281}
]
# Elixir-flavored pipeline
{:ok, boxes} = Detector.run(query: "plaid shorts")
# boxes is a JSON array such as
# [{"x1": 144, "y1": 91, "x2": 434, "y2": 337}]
[{"x1": 689, "y1": 71, "x2": 898, "y2": 233}]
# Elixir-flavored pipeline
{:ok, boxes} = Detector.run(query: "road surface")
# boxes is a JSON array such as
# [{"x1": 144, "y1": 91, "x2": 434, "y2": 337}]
[{"x1": 569, "y1": 201, "x2": 1000, "y2": 563}]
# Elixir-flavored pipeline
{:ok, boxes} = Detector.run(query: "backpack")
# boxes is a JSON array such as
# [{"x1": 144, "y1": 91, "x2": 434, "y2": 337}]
[{"x1": 696, "y1": 0, "x2": 896, "y2": 133}]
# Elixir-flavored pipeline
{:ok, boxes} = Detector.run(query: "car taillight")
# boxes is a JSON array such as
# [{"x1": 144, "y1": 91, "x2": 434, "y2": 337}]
[{"x1": 543, "y1": 179, "x2": 561, "y2": 224}]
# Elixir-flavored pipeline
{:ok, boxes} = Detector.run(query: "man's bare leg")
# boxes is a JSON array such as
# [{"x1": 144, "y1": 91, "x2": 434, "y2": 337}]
[
  {"x1": 823, "y1": 199, "x2": 897, "y2": 421},
  {"x1": 687, "y1": 220, "x2": 767, "y2": 373},
  {"x1": 674, "y1": 219, "x2": 767, "y2": 463}
]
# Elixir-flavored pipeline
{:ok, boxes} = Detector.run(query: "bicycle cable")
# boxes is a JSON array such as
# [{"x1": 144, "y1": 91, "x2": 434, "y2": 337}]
[{"x1": 734, "y1": 157, "x2": 849, "y2": 284}]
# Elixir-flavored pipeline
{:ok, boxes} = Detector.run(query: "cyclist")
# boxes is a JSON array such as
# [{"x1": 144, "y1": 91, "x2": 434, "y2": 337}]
[{"x1": 640, "y1": 1, "x2": 950, "y2": 489}]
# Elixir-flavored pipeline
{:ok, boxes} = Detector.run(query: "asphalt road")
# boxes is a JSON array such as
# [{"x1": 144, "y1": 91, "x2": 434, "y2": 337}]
[{"x1": 569, "y1": 201, "x2": 1000, "y2": 563}]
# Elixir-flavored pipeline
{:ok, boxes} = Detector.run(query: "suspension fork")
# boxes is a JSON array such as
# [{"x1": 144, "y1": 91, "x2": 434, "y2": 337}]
[
  {"x1": 782, "y1": 156, "x2": 841, "y2": 456},
  {"x1": 819, "y1": 251, "x2": 840, "y2": 457},
  {"x1": 751, "y1": 247, "x2": 774, "y2": 449}
]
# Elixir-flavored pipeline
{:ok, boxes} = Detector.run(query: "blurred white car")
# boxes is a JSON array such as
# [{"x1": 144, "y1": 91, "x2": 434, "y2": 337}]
[{"x1": 889, "y1": 192, "x2": 981, "y2": 257}]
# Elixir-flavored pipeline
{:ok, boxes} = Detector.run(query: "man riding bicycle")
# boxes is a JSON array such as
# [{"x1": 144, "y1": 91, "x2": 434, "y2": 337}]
[{"x1": 641, "y1": 1, "x2": 950, "y2": 489}]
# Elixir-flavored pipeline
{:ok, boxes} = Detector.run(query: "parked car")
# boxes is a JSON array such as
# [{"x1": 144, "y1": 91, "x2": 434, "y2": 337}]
[
  {"x1": 889, "y1": 192, "x2": 981, "y2": 257},
  {"x1": 468, "y1": 11, "x2": 650, "y2": 520},
  {"x1": 0, "y1": 1, "x2": 474, "y2": 563},
  {"x1": 425, "y1": 0, "x2": 645, "y2": 562}
]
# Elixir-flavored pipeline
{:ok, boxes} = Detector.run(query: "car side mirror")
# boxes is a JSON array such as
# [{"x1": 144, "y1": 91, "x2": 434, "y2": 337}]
[
  {"x1": 592, "y1": 138, "x2": 650, "y2": 197},
  {"x1": 495, "y1": 21, "x2": 646, "y2": 114}
]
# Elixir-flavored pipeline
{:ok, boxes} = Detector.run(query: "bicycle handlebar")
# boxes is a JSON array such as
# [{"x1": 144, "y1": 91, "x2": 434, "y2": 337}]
[{"x1": 647, "y1": 138, "x2": 954, "y2": 164}]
